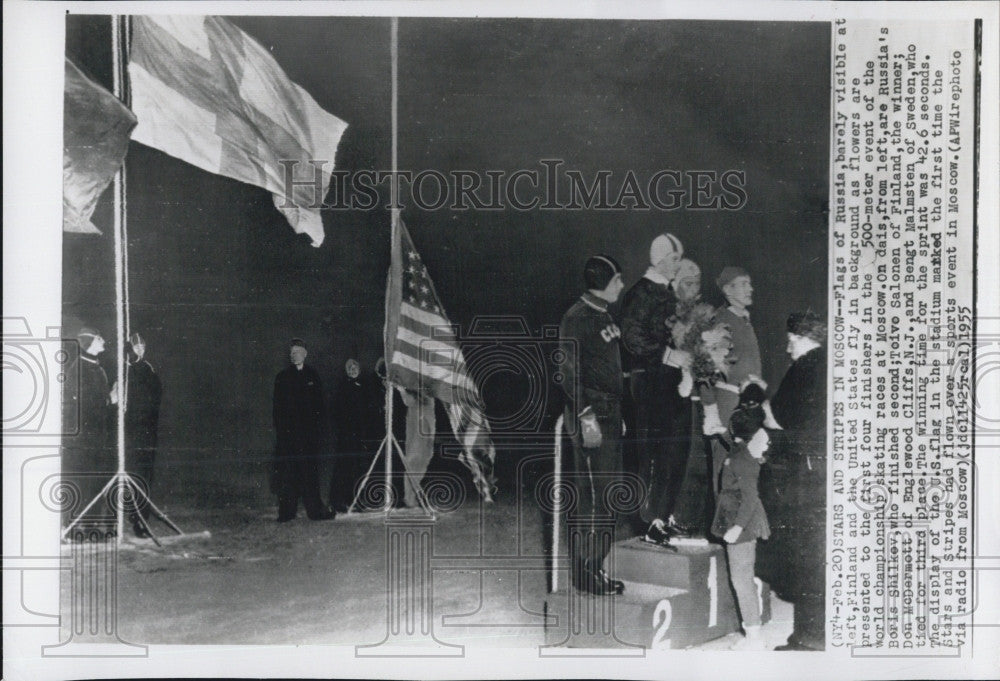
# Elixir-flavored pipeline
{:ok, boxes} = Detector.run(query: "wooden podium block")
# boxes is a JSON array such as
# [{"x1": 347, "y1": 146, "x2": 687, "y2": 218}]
[
  {"x1": 541, "y1": 538, "x2": 775, "y2": 650},
  {"x1": 606, "y1": 538, "x2": 771, "y2": 627},
  {"x1": 605, "y1": 537, "x2": 721, "y2": 590},
  {"x1": 543, "y1": 538, "x2": 771, "y2": 656},
  {"x1": 543, "y1": 581, "x2": 762, "y2": 650},
  {"x1": 605, "y1": 538, "x2": 771, "y2": 622}
]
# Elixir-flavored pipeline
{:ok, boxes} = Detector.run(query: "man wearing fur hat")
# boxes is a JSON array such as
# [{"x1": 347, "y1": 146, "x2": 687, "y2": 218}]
[
  {"x1": 758, "y1": 311, "x2": 828, "y2": 650},
  {"x1": 621, "y1": 233, "x2": 695, "y2": 547},
  {"x1": 560, "y1": 255, "x2": 627, "y2": 595},
  {"x1": 62, "y1": 326, "x2": 115, "y2": 535}
]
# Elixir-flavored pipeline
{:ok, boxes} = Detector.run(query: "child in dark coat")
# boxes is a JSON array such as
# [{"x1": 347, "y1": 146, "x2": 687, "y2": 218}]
[{"x1": 712, "y1": 390, "x2": 771, "y2": 650}]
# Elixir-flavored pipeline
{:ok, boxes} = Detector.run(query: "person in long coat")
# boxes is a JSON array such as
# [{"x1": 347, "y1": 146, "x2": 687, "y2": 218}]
[
  {"x1": 273, "y1": 338, "x2": 335, "y2": 522},
  {"x1": 328, "y1": 358, "x2": 384, "y2": 512},
  {"x1": 758, "y1": 311, "x2": 827, "y2": 651},
  {"x1": 62, "y1": 327, "x2": 115, "y2": 537},
  {"x1": 122, "y1": 333, "x2": 162, "y2": 536}
]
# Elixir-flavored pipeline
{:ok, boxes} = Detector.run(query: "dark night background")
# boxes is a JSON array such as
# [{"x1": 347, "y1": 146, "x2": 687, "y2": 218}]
[{"x1": 64, "y1": 16, "x2": 830, "y2": 502}]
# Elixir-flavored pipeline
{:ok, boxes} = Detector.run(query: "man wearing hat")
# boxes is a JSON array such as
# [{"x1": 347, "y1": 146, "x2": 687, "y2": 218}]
[
  {"x1": 62, "y1": 326, "x2": 115, "y2": 535},
  {"x1": 119, "y1": 332, "x2": 162, "y2": 537},
  {"x1": 559, "y1": 255, "x2": 627, "y2": 595},
  {"x1": 759, "y1": 311, "x2": 828, "y2": 650},
  {"x1": 272, "y1": 338, "x2": 335, "y2": 522},
  {"x1": 621, "y1": 233, "x2": 694, "y2": 547},
  {"x1": 697, "y1": 266, "x2": 767, "y2": 504}
]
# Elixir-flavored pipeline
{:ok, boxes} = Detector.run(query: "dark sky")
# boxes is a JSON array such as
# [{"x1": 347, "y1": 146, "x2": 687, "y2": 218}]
[{"x1": 64, "y1": 15, "x2": 829, "y2": 492}]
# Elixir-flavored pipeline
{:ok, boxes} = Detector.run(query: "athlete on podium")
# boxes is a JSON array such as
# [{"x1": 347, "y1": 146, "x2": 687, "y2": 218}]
[{"x1": 559, "y1": 255, "x2": 628, "y2": 596}]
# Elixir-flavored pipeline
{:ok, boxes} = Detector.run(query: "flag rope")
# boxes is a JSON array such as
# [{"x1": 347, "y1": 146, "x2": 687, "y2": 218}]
[{"x1": 111, "y1": 14, "x2": 127, "y2": 545}]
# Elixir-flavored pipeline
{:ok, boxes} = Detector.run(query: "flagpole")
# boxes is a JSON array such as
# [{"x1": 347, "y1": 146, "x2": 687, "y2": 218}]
[
  {"x1": 111, "y1": 14, "x2": 128, "y2": 545},
  {"x1": 384, "y1": 16, "x2": 399, "y2": 515}
]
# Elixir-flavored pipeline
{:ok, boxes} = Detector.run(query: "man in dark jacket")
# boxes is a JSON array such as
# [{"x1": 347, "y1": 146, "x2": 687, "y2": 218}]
[
  {"x1": 273, "y1": 338, "x2": 335, "y2": 522},
  {"x1": 120, "y1": 333, "x2": 162, "y2": 536},
  {"x1": 621, "y1": 233, "x2": 694, "y2": 546},
  {"x1": 329, "y1": 358, "x2": 384, "y2": 512},
  {"x1": 62, "y1": 326, "x2": 115, "y2": 536},
  {"x1": 759, "y1": 311, "x2": 827, "y2": 650},
  {"x1": 560, "y1": 255, "x2": 627, "y2": 596}
]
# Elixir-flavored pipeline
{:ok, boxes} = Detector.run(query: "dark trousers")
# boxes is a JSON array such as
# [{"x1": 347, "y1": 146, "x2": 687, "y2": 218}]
[
  {"x1": 671, "y1": 400, "x2": 714, "y2": 532},
  {"x1": 125, "y1": 438, "x2": 156, "y2": 522},
  {"x1": 758, "y1": 451, "x2": 826, "y2": 648},
  {"x1": 790, "y1": 594, "x2": 826, "y2": 649},
  {"x1": 565, "y1": 401, "x2": 622, "y2": 581},
  {"x1": 631, "y1": 369, "x2": 692, "y2": 526},
  {"x1": 275, "y1": 440, "x2": 326, "y2": 520}
]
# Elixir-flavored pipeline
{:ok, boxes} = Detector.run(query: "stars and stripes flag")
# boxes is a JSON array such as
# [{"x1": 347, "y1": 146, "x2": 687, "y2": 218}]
[
  {"x1": 385, "y1": 218, "x2": 496, "y2": 500},
  {"x1": 128, "y1": 15, "x2": 348, "y2": 247},
  {"x1": 63, "y1": 59, "x2": 137, "y2": 235}
]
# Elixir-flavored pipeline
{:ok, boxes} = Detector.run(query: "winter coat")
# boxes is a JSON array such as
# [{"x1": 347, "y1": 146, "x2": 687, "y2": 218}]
[
  {"x1": 712, "y1": 438, "x2": 770, "y2": 543},
  {"x1": 758, "y1": 345, "x2": 826, "y2": 597},
  {"x1": 620, "y1": 276, "x2": 678, "y2": 373},
  {"x1": 559, "y1": 291, "x2": 624, "y2": 418}
]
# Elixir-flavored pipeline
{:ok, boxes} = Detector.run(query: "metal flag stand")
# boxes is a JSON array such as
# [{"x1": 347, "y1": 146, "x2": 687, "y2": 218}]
[
  {"x1": 62, "y1": 16, "x2": 205, "y2": 548},
  {"x1": 342, "y1": 18, "x2": 433, "y2": 521},
  {"x1": 340, "y1": 371, "x2": 433, "y2": 519}
]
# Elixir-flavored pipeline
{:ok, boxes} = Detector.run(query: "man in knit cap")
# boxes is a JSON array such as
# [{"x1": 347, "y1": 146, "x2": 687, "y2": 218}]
[
  {"x1": 699, "y1": 267, "x2": 768, "y2": 501},
  {"x1": 621, "y1": 233, "x2": 695, "y2": 548},
  {"x1": 560, "y1": 254, "x2": 627, "y2": 595},
  {"x1": 62, "y1": 326, "x2": 115, "y2": 536}
]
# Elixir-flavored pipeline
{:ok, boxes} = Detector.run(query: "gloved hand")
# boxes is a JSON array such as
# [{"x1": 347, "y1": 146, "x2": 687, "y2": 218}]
[
  {"x1": 678, "y1": 367, "x2": 694, "y2": 398},
  {"x1": 580, "y1": 411, "x2": 603, "y2": 449},
  {"x1": 723, "y1": 525, "x2": 743, "y2": 544}
]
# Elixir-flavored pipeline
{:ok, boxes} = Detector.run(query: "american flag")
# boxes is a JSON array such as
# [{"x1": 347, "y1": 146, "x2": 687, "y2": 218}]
[{"x1": 386, "y1": 218, "x2": 496, "y2": 500}]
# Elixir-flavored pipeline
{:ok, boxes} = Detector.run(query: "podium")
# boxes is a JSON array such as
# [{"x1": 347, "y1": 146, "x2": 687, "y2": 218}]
[{"x1": 543, "y1": 538, "x2": 770, "y2": 650}]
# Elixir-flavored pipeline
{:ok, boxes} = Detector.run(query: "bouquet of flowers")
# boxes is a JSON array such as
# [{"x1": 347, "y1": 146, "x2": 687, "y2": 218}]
[{"x1": 669, "y1": 299, "x2": 732, "y2": 385}]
